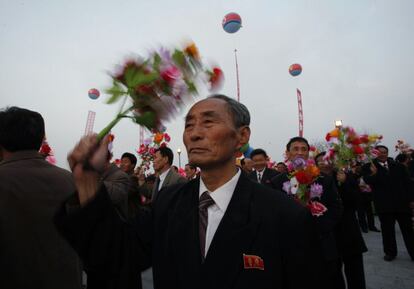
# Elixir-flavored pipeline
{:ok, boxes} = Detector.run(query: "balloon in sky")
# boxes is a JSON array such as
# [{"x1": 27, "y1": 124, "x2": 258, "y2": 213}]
[
  {"x1": 88, "y1": 88, "x2": 100, "y2": 100},
  {"x1": 222, "y1": 12, "x2": 242, "y2": 34},
  {"x1": 289, "y1": 64, "x2": 302, "y2": 77},
  {"x1": 244, "y1": 146, "x2": 254, "y2": 158}
]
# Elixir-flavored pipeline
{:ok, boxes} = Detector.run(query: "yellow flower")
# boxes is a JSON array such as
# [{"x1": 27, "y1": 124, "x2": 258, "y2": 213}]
[
  {"x1": 329, "y1": 128, "x2": 340, "y2": 138},
  {"x1": 184, "y1": 43, "x2": 200, "y2": 60},
  {"x1": 153, "y1": 132, "x2": 164, "y2": 144}
]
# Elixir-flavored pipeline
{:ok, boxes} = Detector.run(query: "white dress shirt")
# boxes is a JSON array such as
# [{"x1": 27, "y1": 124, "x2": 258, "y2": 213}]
[
  {"x1": 158, "y1": 168, "x2": 171, "y2": 189},
  {"x1": 199, "y1": 169, "x2": 241, "y2": 256},
  {"x1": 256, "y1": 168, "x2": 265, "y2": 183}
]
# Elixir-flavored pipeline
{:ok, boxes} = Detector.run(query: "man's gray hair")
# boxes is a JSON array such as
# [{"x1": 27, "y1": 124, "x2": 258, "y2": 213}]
[{"x1": 208, "y1": 94, "x2": 250, "y2": 128}]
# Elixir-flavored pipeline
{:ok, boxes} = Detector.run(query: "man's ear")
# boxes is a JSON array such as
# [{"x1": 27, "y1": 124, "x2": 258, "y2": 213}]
[{"x1": 236, "y1": 126, "x2": 251, "y2": 151}]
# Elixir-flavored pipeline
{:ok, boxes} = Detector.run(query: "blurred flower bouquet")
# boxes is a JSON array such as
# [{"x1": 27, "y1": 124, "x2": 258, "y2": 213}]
[
  {"x1": 283, "y1": 157, "x2": 327, "y2": 217},
  {"x1": 137, "y1": 130, "x2": 171, "y2": 171},
  {"x1": 324, "y1": 127, "x2": 382, "y2": 169},
  {"x1": 97, "y1": 42, "x2": 224, "y2": 140},
  {"x1": 395, "y1": 140, "x2": 412, "y2": 154}
]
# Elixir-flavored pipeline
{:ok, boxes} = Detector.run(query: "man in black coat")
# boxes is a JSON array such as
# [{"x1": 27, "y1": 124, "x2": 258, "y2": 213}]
[
  {"x1": 271, "y1": 137, "x2": 343, "y2": 288},
  {"x1": 55, "y1": 95, "x2": 326, "y2": 289},
  {"x1": 0, "y1": 107, "x2": 82, "y2": 289},
  {"x1": 248, "y1": 148, "x2": 279, "y2": 188},
  {"x1": 315, "y1": 153, "x2": 367, "y2": 289},
  {"x1": 362, "y1": 145, "x2": 414, "y2": 261}
]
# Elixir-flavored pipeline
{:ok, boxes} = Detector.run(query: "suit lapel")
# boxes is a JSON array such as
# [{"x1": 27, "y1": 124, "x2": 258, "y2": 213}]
[
  {"x1": 162, "y1": 169, "x2": 174, "y2": 189},
  {"x1": 168, "y1": 179, "x2": 202, "y2": 288},
  {"x1": 202, "y1": 174, "x2": 259, "y2": 288}
]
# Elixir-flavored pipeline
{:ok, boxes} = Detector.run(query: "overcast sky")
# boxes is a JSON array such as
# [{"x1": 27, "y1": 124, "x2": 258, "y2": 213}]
[{"x1": 1, "y1": 0, "x2": 413, "y2": 168}]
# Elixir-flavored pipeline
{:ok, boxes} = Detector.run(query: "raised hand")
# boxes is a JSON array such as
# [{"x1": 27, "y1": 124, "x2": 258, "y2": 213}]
[{"x1": 67, "y1": 134, "x2": 109, "y2": 206}]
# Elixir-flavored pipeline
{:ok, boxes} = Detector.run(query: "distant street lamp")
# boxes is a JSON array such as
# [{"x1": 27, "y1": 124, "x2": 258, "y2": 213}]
[
  {"x1": 335, "y1": 120, "x2": 343, "y2": 128},
  {"x1": 177, "y1": 148, "x2": 182, "y2": 168}
]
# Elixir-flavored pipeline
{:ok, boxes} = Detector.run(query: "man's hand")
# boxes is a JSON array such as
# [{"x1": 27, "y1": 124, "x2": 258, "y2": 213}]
[
  {"x1": 336, "y1": 170, "x2": 346, "y2": 183},
  {"x1": 370, "y1": 163, "x2": 377, "y2": 175},
  {"x1": 68, "y1": 134, "x2": 109, "y2": 206}
]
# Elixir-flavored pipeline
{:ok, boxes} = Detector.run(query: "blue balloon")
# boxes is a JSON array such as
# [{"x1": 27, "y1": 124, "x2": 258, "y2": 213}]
[{"x1": 243, "y1": 146, "x2": 254, "y2": 158}]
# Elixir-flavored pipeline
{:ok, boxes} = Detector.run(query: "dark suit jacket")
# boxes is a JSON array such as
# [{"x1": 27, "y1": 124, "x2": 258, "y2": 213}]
[
  {"x1": 0, "y1": 151, "x2": 82, "y2": 289},
  {"x1": 248, "y1": 168, "x2": 279, "y2": 188},
  {"x1": 362, "y1": 159, "x2": 414, "y2": 213},
  {"x1": 56, "y1": 173, "x2": 326, "y2": 289},
  {"x1": 271, "y1": 172, "x2": 343, "y2": 261},
  {"x1": 334, "y1": 173, "x2": 367, "y2": 257}
]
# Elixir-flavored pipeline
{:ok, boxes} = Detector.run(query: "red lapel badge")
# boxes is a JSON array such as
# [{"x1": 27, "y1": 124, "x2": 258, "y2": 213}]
[{"x1": 243, "y1": 254, "x2": 264, "y2": 270}]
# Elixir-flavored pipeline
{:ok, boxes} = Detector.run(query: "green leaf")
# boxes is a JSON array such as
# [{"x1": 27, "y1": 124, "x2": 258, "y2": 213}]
[
  {"x1": 172, "y1": 49, "x2": 186, "y2": 67},
  {"x1": 152, "y1": 53, "x2": 161, "y2": 72},
  {"x1": 185, "y1": 80, "x2": 198, "y2": 94},
  {"x1": 105, "y1": 81, "x2": 127, "y2": 104},
  {"x1": 124, "y1": 66, "x2": 159, "y2": 89},
  {"x1": 133, "y1": 111, "x2": 156, "y2": 129}
]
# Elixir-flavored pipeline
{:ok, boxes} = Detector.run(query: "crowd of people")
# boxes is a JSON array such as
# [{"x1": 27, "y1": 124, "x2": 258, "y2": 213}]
[{"x1": 1, "y1": 95, "x2": 414, "y2": 289}]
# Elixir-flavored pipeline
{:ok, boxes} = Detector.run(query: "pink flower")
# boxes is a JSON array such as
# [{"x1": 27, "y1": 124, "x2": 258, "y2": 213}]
[
  {"x1": 307, "y1": 201, "x2": 328, "y2": 217},
  {"x1": 164, "y1": 133, "x2": 171, "y2": 142},
  {"x1": 161, "y1": 65, "x2": 181, "y2": 85},
  {"x1": 309, "y1": 183, "x2": 323, "y2": 199}
]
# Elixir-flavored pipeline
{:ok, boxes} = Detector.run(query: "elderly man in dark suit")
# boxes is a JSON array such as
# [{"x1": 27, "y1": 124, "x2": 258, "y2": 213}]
[
  {"x1": 55, "y1": 95, "x2": 325, "y2": 289},
  {"x1": 0, "y1": 107, "x2": 82, "y2": 289}
]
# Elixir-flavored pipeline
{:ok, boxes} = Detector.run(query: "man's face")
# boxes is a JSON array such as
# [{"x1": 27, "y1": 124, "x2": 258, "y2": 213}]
[
  {"x1": 376, "y1": 147, "x2": 388, "y2": 162},
  {"x1": 120, "y1": 157, "x2": 135, "y2": 174},
  {"x1": 286, "y1": 141, "x2": 309, "y2": 160},
  {"x1": 185, "y1": 165, "x2": 196, "y2": 179},
  {"x1": 316, "y1": 156, "x2": 332, "y2": 175},
  {"x1": 242, "y1": 158, "x2": 254, "y2": 172},
  {"x1": 153, "y1": 151, "x2": 168, "y2": 172},
  {"x1": 276, "y1": 163, "x2": 287, "y2": 173},
  {"x1": 183, "y1": 98, "x2": 250, "y2": 170},
  {"x1": 251, "y1": 154, "x2": 267, "y2": 171}
]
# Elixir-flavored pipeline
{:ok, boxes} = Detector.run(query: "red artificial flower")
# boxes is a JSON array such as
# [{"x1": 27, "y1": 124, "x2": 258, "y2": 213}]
[
  {"x1": 307, "y1": 201, "x2": 328, "y2": 217},
  {"x1": 149, "y1": 147, "x2": 156, "y2": 155},
  {"x1": 309, "y1": 146, "x2": 316, "y2": 152},
  {"x1": 39, "y1": 144, "x2": 51, "y2": 156},
  {"x1": 160, "y1": 142, "x2": 167, "y2": 148},
  {"x1": 164, "y1": 133, "x2": 171, "y2": 142},
  {"x1": 351, "y1": 138, "x2": 362, "y2": 145},
  {"x1": 353, "y1": 146, "x2": 364, "y2": 154},
  {"x1": 209, "y1": 67, "x2": 224, "y2": 91},
  {"x1": 359, "y1": 135, "x2": 369, "y2": 143},
  {"x1": 295, "y1": 171, "x2": 313, "y2": 184},
  {"x1": 325, "y1": 133, "x2": 331, "y2": 142}
]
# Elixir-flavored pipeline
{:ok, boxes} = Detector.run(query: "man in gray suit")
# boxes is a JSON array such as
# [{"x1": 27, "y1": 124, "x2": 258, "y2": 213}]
[
  {"x1": 152, "y1": 146, "x2": 187, "y2": 202},
  {"x1": 0, "y1": 107, "x2": 82, "y2": 289}
]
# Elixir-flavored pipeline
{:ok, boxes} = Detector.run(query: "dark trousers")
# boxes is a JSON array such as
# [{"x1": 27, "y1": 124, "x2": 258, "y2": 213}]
[
  {"x1": 357, "y1": 194, "x2": 376, "y2": 230},
  {"x1": 378, "y1": 212, "x2": 414, "y2": 259},
  {"x1": 334, "y1": 254, "x2": 366, "y2": 289}
]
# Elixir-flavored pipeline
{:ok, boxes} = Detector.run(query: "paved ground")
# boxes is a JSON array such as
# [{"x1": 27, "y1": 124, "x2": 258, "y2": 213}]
[{"x1": 363, "y1": 220, "x2": 414, "y2": 289}]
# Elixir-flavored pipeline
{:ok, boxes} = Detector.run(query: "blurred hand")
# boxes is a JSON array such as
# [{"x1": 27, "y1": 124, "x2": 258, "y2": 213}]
[
  {"x1": 337, "y1": 170, "x2": 346, "y2": 183},
  {"x1": 370, "y1": 163, "x2": 377, "y2": 175},
  {"x1": 68, "y1": 134, "x2": 109, "y2": 206}
]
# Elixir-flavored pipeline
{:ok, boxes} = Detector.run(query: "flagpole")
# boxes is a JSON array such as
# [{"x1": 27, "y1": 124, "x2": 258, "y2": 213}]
[{"x1": 234, "y1": 49, "x2": 240, "y2": 102}]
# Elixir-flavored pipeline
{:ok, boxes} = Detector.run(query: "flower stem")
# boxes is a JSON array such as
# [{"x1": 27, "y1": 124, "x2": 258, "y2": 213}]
[
  {"x1": 97, "y1": 106, "x2": 133, "y2": 141},
  {"x1": 97, "y1": 116, "x2": 122, "y2": 141}
]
